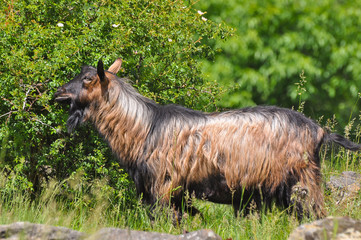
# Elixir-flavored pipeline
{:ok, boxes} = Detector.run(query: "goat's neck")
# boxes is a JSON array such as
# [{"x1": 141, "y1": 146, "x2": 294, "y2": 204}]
[{"x1": 89, "y1": 96, "x2": 151, "y2": 164}]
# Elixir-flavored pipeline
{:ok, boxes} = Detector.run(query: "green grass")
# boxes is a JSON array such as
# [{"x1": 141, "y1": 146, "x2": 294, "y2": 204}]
[
  {"x1": 0, "y1": 178, "x2": 297, "y2": 239},
  {"x1": 0, "y1": 146, "x2": 360, "y2": 240}
]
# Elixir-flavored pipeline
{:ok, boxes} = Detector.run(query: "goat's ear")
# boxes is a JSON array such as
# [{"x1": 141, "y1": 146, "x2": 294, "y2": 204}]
[
  {"x1": 97, "y1": 60, "x2": 106, "y2": 82},
  {"x1": 108, "y1": 58, "x2": 122, "y2": 74}
]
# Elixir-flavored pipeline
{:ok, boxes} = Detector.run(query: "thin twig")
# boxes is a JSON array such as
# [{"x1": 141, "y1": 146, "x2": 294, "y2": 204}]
[
  {"x1": 0, "y1": 111, "x2": 13, "y2": 119},
  {"x1": 22, "y1": 88, "x2": 31, "y2": 110},
  {"x1": 32, "y1": 117, "x2": 58, "y2": 132}
]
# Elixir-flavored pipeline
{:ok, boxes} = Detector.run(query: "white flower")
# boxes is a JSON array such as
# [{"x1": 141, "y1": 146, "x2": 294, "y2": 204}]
[
  {"x1": 57, "y1": 23, "x2": 64, "y2": 27},
  {"x1": 197, "y1": 10, "x2": 205, "y2": 15},
  {"x1": 202, "y1": 17, "x2": 207, "y2": 21},
  {"x1": 112, "y1": 24, "x2": 120, "y2": 28},
  {"x1": 168, "y1": 38, "x2": 172, "y2": 42}
]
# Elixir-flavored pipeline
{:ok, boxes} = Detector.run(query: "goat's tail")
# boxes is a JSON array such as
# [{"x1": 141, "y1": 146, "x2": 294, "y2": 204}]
[{"x1": 325, "y1": 133, "x2": 361, "y2": 151}]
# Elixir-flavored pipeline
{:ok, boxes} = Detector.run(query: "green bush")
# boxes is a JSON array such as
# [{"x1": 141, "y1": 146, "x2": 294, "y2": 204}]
[{"x1": 0, "y1": 0, "x2": 231, "y2": 202}]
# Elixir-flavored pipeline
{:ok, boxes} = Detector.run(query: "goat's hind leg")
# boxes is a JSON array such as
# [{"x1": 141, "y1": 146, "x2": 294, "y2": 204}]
[{"x1": 291, "y1": 166, "x2": 326, "y2": 220}]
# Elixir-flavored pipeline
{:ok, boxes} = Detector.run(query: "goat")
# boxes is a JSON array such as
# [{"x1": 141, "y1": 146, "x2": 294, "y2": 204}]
[{"x1": 54, "y1": 58, "x2": 361, "y2": 221}]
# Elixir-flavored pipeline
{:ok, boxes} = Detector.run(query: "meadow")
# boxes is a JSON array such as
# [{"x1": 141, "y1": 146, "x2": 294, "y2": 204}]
[{"x1": 1, "y1": 1, "x2": 361, "y2": 239}]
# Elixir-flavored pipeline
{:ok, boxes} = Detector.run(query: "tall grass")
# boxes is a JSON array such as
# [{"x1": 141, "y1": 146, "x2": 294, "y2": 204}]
[{"x1": 0, "y1": 169, "x2": 299, "y2": 239}]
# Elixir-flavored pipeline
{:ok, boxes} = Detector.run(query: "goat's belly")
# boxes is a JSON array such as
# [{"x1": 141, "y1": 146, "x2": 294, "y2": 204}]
[{"x1": 187, "y1": 175, "x2": 234, "y2": 204}]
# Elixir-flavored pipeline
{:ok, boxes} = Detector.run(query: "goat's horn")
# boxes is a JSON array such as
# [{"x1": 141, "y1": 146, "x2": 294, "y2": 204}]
[
  {"x1": 108, "y1": 58, "x2": 123, "y2": 74},
  {"x1": 97, "y1": 60, "x2": 106, "y2": 82}
]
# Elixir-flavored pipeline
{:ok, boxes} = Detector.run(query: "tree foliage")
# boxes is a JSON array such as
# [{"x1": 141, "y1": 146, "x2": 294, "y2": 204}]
[
  {"x1": 0, "y1": 0, "x2": 231, "y2": 199},
  {"x1": 197, "y1": 0, "x2": 361, "y2": 128}
]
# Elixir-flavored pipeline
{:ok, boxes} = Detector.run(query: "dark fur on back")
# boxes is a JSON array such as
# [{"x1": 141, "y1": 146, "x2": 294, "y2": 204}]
[{"x1": 54, "y1": 59, "x2": 361, "y2": 221}]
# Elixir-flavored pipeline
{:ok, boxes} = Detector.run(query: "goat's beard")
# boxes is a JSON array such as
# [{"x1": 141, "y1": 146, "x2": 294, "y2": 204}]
[{"x1": 67, "y1": 101, "x2": 86, "y2": 133}]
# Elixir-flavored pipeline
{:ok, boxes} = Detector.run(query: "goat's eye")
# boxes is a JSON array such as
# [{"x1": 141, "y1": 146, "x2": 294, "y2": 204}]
[{"x1": 83, "y1": 76, "x2": 93, "y2": 85}]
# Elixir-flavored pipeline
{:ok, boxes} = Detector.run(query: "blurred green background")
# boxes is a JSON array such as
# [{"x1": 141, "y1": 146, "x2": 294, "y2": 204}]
[{"x1": 197, "y1": 0, "x2": 361, "y2": 127}]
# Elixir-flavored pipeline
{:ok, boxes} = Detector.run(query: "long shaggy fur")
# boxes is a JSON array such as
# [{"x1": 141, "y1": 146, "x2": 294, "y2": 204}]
[{"x1": 54, "y1": 59, "x2": 361, "y2": 220}]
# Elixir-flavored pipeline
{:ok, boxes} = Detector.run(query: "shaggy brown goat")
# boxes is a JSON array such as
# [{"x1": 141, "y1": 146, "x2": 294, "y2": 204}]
[{"x1": 54, "y1": 59, "x2": 361, "y2": 221}]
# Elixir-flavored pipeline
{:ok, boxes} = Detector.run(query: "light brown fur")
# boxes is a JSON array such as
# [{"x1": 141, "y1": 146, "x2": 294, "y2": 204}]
[
  {"x1": 55, "y1": 59, "x2": 360, "y2": 220},
  {"x1": 83, "y1": 76, "x2": 325, "y2": 217}
]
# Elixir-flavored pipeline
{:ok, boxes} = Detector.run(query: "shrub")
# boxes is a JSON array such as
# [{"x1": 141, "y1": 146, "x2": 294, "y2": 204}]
[{"x1": 0, "y1": 0, "x2": 232, "y2": 202}]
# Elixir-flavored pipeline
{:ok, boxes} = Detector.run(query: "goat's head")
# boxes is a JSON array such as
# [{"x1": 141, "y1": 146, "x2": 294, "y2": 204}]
[{"x1": 54, "y1": 59, "x2": 122, "y2": 132}]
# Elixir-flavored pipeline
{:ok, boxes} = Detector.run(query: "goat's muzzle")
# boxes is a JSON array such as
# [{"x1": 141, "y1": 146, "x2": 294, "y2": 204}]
[{"x1": 54, "y1": 87, "x2": 72, "y2": 104}]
